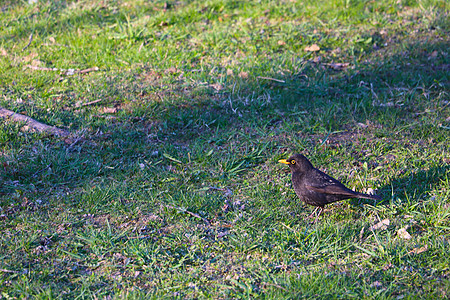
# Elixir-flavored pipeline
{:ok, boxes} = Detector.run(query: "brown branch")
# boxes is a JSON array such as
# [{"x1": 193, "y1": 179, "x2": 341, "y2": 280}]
[
  {"x1": 0, "y1": 107, "x2": 69, "y2": 137},
  {"x1": 165, "y1": 205, "x2": 210, "y2": 225}
]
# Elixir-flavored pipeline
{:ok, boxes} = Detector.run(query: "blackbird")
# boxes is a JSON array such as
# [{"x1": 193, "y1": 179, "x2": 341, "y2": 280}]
[{"x1": 279, "y1": 154, "x2": 381, "y2": 222}]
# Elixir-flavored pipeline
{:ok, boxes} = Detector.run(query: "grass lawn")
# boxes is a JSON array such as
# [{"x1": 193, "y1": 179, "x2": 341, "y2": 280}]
[{"x1": 1, "y1": 0, "x2": 449, "y2": 298}]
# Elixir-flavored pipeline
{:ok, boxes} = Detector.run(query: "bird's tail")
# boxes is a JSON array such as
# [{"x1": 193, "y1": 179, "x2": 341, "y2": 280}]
[{"x1": 355, "y1": 192, "x2": 382, "y2": 201}]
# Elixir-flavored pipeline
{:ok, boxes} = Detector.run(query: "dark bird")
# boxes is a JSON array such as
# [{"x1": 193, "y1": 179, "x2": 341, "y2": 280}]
[{"x1": 279, "y1": 154, "x2": 381, "y2": 222}]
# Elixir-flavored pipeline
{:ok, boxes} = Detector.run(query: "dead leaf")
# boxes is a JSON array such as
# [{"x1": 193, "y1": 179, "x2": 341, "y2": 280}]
[
  {"x1": 370, "y1": 281, "x2": 382, "y2": 288},
  {"x1": 217, "y1": 231, "x2": 229, "y2": 238},
  {"x1": 373, "y1": 101, "x2": 396, "y2": 107},
  {"x1": 210, "y1": 83, "x2": 223, "y2": 91},
  {"x1": 325, "y1": 62, "x2": 350, "y2": 70},
  {"x1": 101, "y1": 107, "x2": 118, "y2": 114},
  {"x1": 31, "y1": 59, "x2": 43, "y2": 67},
  {"x1": 397, "y1": 227, "x2": 411, "y2": 240},
  {"x1": 331, "y1": 47, "x2": 342, "y2": 55},
  {"x1": 277, "y1": 40, "x2": 286, "y2": 46},
  {"x1": 384, "y1": 153, "x2": 397, "y2": 161},
  {"x1": 0, "y1": 48, "x2": 7, "y2": 56},
  {"x1": 226, "y1": 69, "x2": 233, "y2": 76},
  {"x1": 369, "y1": 219, "x2": 390, "y2": 230},
  {"x1": 429, "y1": 50, "x2": 438, "y2": 59},
  {"x1": 23, "y1": 52, "x2": 38, "y2": 62},
  {"x1": 365, "y1": 188, "x2": 375, "y2": 195},
  {"x1": 359, "y1": 226, "x2": 365, "y2": 240},
  {"x1": 165, "y1": 67, "x2": 178, "y2": 74},
  {"x1": 305, "y1": 44, "x2": 320, "y2": 52},
  {"x1": 239, "y1": 71, "x2": 248, "y2": 79},
  {"x1": 222, "y1": 203, "x2": 229, "y2": 213},
  {"x1": 408, "y1": 245, "x2": 428, "y2": 255}
]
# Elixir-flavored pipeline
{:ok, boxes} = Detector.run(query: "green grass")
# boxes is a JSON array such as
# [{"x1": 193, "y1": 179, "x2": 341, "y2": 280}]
[{"x1": 1, "y1": 0, "x2": 449, "y2": 298}]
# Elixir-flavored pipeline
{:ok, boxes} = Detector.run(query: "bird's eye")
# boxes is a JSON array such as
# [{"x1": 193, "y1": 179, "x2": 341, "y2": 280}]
[{"x1": 291, "y1": 160, "x2": 296, "y2": 165}]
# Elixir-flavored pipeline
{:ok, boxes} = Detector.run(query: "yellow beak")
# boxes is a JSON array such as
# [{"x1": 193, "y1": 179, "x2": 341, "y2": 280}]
[{"x1": 278, "y1": 159, "x2": 290, "y2": 165}]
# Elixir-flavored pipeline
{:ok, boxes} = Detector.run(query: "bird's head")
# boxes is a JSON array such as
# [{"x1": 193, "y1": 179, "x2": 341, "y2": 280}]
[{"x1": 278, "y1": 154, "x2": 313, "y2": 173}]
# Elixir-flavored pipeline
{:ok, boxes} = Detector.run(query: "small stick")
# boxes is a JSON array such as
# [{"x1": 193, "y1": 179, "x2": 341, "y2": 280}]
[
  {"x1": 256, "y1": 76, "x2": 285, "y2": 83},
  {"x1": 79, "y1": 67, "x2": 99, "y2": 74},
  {"x1": 0, "y1": 269, "x2": 18, "y2": 273},
  {"x1": 370, "y1": 83, "x2": 379, "y2": 100},
  {"x1": 22, "y1": 33, "x2": 33, "y2": 51},
  {"x1": 83, "y1": 99, "x2": 102, "y2": 106},
  {"x1": 42, "y1": 43, "x2": 70, "y2": 48},
  {"x1": 25, "y1": 65, "x2": 99, "y2": 74},
  {"x1": 26, "y1": 65, "x2": 58, "y2": 71},
  {"x1": 165, "y1": 205, "x2": 210, "y2": 225},
  {"x1": 76, "y1": 99, "x2": 102, "y2": 108},
  {"x1": 66, "y1": 136, "x2": 84, "y2": 150},
  {"x1": 127, "y1": 235, "x2": 154, "y2": 240}
]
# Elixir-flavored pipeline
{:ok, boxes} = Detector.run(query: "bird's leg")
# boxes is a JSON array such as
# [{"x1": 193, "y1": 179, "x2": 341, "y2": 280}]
[
  {"x1": 313, "y1": 207, "x2": 324, "y2": 223},
  {"x1": 306, "y1": 207, "x2": 319, "y2": 219}
]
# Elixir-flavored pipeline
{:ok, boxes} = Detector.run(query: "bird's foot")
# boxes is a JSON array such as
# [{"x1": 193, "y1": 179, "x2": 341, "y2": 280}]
[{"x1": 306, "y1": 207, "x2": 324, "y2": 224}]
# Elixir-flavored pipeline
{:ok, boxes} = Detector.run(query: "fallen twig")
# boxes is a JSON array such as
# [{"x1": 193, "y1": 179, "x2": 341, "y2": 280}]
[
  {"x1": 22, "y1": 33, "x2": 33, "y2": 51},
  {"x1": 256, "y1": 76, "x2": 285, "y2": 83},
  {"x1": 0, "y1": 107, "x2": 69, "y2": 137},
  {"x1": 165, "y1": 205, "x2": 210, "y2": 225},
  {"x1": 79, "y1": 67, "x2": 100, "y2": 74},
  {"x1": 42, "y1": 43, "x2": 70, "y2": 48},
  {"x1": 25, "y1": 65, "x2": 99, "y2": 75},
  {"x1": 26, "y1": 65, "x2": 58, "y2": 71},
  {"x1": 0, "y1": 269, "x2": 18, "y2": 273},
  {"x1": 75, "y1": 99, "x2": 102, "y2": 108},
  {"x1": 127, "y1": 235, "x2": 155, "y2": 240},
  {"x1": 66, "y1": 135, "x2": 84, "y2": 150},
  {"x1": 370, "y1": 83, "x2": 379, "y2": 101}
]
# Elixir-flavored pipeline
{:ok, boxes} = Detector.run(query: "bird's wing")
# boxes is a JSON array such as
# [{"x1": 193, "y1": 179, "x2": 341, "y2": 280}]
[
  {"x1": 306, "y1": 184, "x2": 357, "y2": 197},
  {"x1": 305, "y1": 169, "x2": 356, "y2": 196}
]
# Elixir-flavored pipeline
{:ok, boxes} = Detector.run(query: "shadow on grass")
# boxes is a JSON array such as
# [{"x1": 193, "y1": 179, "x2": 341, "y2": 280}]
[
  {"x1": 386, "y1": 165, "x2": 449, "y2": 200},
  {"x1": 351, "y1": 165, "x2": 449, "y2": 210},
  {"x1": 0, "y1": 24, "x2": 448, "y2": 202}
]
